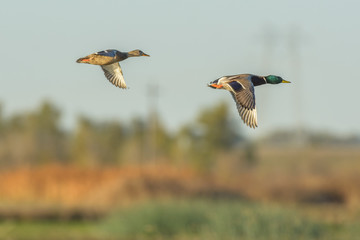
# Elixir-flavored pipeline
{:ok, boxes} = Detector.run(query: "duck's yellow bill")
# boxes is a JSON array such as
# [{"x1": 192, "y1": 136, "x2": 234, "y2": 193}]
[{"x1": 282, "y1": 80, "x2": 291, "y2": 83}]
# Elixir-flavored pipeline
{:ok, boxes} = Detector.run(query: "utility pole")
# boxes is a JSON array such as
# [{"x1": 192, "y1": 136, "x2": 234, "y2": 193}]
[
  {"x1": 257, "y1": 26, "x2": 278, "y2": 127},
  {"x1": 146, "y1": 83, "x2": 159, "y2": 161},
  {"x1": 260, "y1": 26, "x2": 278, "y2": 71},
  {"x1": 288, "y1": 26, "x2": 305, "y2": 145}
]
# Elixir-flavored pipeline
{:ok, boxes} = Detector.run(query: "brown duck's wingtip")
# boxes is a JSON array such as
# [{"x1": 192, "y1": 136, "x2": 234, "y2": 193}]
[{"x1": 115, "y1": 84, "x2": 128, "y2": 89}]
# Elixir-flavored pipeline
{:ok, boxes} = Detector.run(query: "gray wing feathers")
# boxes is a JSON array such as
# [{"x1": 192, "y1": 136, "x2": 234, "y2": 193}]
[
  {"x1": 101, "y1": 63, "x2": 127, "y2": 89},
  {"x1": 234, "y1": 85, "x2": 255, "y2": 109},
  {"x1": 231, "y1": 90, "x2": 258, "y2": 129},
  {"x1": 220, "y1": 75, "x2": 258, "y2": 128}
]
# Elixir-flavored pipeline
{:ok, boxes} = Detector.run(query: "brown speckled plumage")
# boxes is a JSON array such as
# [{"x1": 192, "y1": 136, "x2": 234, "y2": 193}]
[{"x1": 76, "y1": 49, "x2": 149, "y2": 89}]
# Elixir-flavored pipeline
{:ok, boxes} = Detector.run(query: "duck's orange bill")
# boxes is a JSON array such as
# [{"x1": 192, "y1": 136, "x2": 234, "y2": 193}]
[
  {"x1": 209, "y1": 83, "x2": 223, "y2": 89},
  {"x1": 82, "y1": 58, "x2": 90, "y2": 62},
  {"x1": 143, "y1": 53, "x2": 150, "y2": 57}
]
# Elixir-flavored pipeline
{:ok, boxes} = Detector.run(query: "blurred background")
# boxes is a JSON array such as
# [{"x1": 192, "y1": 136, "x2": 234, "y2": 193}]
[{"x1": 1, "y1": 0, "x2": 360, "y2": 239}]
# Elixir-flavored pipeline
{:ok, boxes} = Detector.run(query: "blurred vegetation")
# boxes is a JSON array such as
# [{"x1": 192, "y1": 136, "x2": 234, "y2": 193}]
[
  {"x1": 0, "y1": 102, "x2": 67, "y2": 166},
  {"x1": 2, "y1": 199, "x2": 359, "y2": 240},
  {"x1": 102, "y1": 200, "x2": 328, "y2": 240},
  {"x1": 1, "y1": 101, "x2": 360, "y2": 240},
  {"x1": 1, "y1": 100, "x2": 358, "y2": 170},
  {"x1": 0, "y1": 100, "x2": 243, "y2": 170}
]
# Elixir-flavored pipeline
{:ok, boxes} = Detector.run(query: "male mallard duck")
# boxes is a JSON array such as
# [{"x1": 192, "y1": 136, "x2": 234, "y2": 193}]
[
  {"x1": 208, "y1": 74, "x2": 290, "y2": 129},
  {"x1": 76, "y1": 49, "x2": 150, "y2": 89}
]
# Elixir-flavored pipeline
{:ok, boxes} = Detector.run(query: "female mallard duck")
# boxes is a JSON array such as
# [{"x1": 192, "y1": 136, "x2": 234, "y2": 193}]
[
  {"x1": 208, "y1": 74, "x2": 290, "y2": 129},
  {"x1": 76, "y1": 49, "x2": 150, "y2": 89}
]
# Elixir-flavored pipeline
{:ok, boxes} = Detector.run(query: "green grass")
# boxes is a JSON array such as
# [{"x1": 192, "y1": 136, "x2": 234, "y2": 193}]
[
  {"x1": 0, "y1": 220, "x2": 103, "y2": 240},
  {"x1": 0, "y1": 199, "x2": 359, "y2": 240},
  {"x1": 101, "y1": 200, "x2": 330, "y2": 240}
]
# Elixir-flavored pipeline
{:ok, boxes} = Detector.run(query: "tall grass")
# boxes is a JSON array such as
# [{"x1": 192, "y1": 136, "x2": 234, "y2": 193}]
[
  {"x1": 99, "y1": 199, "x2": 350, "y2": 240},
  {"x1": 2, "y1": 199, "x2": 359, "y2": 240}
]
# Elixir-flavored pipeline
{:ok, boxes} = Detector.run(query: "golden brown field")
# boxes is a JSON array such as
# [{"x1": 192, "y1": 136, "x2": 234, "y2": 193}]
[{"x1": 1, "y1": 145, "x2": 359, "y2": 222}]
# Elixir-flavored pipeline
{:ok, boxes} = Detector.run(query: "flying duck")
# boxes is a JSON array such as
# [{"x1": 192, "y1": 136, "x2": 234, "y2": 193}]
[
  {"x1": 208, "y1": 74, "x2": 290, "y2": 128},
  {"x1": 76, "y1": 49, "x2": 150, "y2": 89}
]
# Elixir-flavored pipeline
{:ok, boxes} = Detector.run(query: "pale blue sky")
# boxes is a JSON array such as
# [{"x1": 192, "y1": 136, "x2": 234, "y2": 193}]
[{"x1": 1, "y1": 0, "x2": 359, "y2": 137}]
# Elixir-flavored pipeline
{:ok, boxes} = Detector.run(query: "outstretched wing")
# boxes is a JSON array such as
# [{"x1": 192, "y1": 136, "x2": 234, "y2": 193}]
[
  {"x1": 227, "y1": 80, "x2": 258, "y2": 128},
  {"x1": 95, "y1": 49, "x2": 117, "y2": 58},
  {"x1": 101, "y1": 63, "x2": 127, "y2": 89}
]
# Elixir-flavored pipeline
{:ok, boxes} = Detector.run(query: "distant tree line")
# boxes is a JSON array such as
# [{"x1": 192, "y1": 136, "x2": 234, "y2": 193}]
[{"x1": 0, "y1": 101, "x2": 243, "y2": 170}]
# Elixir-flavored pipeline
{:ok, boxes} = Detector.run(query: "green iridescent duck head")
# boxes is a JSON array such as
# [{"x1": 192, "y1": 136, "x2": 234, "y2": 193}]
[{"x1": 265, "y1": 75, "x2": 291, "y2": 84}]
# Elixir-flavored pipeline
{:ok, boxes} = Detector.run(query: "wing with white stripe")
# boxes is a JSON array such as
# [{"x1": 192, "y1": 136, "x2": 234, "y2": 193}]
[
  {"x1": 101, "y1": 63, "x2": 127, "y2": 89},
  {"x1": 230, "y1": 83, "x2": 258, "y2": 128}
]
